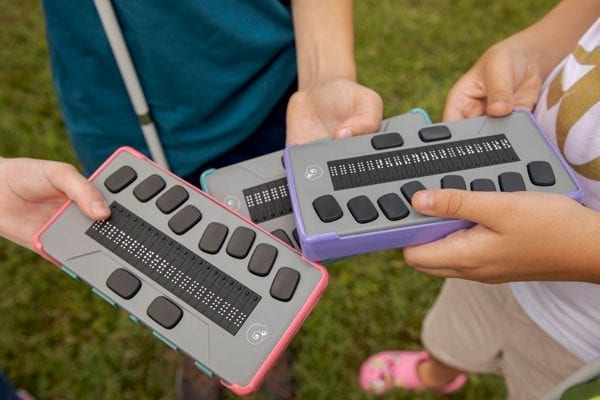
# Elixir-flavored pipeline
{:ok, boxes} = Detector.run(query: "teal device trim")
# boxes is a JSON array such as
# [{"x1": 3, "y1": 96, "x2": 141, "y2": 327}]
[
  {"x1": 152, "y1": 331, "x2": 178, "y2": 351},
  {"x1": 199, "y1": 168, "x2": 215, "y2": 191},
  {"x1": 61, "y1": 265, "x2": 79, "y2": 280},
  {"x1": 92, "y1": 288, "x2": 117, "y2": 307},
  {"x1": 194, "y1": 360, "x2": 214, "y2": 377},
  {"x1": 409, "y1": 107, "x2": 432, "y2": 124}
]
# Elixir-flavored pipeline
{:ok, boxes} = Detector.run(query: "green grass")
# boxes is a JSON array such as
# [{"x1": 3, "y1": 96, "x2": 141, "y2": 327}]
[{"x1": 0, "y1": 1, "x2": 555, "y2": 399}]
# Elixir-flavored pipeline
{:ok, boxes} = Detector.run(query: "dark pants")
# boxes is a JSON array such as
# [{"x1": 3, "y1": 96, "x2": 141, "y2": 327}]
[{"x1": 0, "y1": 369, "x2": 18, "y2": 400}]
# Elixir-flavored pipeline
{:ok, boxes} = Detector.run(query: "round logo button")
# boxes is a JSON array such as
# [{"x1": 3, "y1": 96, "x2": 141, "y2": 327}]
[
  {"x1": 246, "y1": 323, "x2": 269, "y2": 345},
  {"x1": 223, "y1": 195, "x2": 241, "y2": 211},
  {"x1": 304, "y1": 165, "x2": 324, "y2": 181}
]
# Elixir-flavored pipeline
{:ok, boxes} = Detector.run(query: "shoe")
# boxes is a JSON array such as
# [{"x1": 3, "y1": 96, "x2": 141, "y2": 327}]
[
  {"x1": 261, "y1": 349, "x2": 296, "y2": 400},
  {"x1": 358, "y1": 351, "x2": 467, "y2": 396},
  {"x1": 175, "y1": 356, "x2": 223, "y2": 400}
]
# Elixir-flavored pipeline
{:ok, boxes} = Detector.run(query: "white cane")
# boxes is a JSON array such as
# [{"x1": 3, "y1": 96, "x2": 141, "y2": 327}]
[{"x1": 93, "y1": 0, "x2": 170, "y2": 169}]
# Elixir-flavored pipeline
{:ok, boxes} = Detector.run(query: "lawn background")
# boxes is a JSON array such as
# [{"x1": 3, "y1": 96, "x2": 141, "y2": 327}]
[{"x1": 0, "y1": 1, "x2": 557, "y2": 399}]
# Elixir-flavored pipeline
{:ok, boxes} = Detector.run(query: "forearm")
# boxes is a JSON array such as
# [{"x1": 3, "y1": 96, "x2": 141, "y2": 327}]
[
  {"x1": 563, "y1": 210, "x2": 600, "y2": 283},
  {"x1": 291, "y1": 0, "x2": 356, "y2": 89},
  {"x1": 514, "y1": 0, "x2": 600, "y2": 79}
]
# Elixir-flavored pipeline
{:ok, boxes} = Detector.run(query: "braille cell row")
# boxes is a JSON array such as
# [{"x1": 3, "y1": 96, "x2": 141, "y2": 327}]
[
  {"x1": 242, "y1": 177, "x2": 293, "y2": 224},
  {"x1": 102, "y1": 166, "x2": 301, "y2": 307},
  {"x1": 313, "y1": 161, "x2": 556, "y2": 224},
  {"x1": 87, "y1": 202, "x2": 260, "y2": 335},
  {"x1": 328, "y1": 134, "x2": 519, "y2": 191}
]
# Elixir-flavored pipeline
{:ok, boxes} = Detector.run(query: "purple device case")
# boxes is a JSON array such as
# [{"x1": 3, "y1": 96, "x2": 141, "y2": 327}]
[{"x1": 284, "y1": 111, "x2": 583, "y2": 261}]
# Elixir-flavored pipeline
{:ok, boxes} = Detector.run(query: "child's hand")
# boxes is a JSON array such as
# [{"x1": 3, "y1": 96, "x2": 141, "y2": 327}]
[
  {"x1": 443, "y1": 37, "x2": 544, "y2": 121},
  {"x1": 285, "y1": 77, "x2": 383, "y2": 145},
  {"x1": 0, "y1": 157, "x2": 110, "y2": 251},
  {"x1": 402, "y1": 189, "x2": 600, "y2": 283},
  {"x1": 442, "y1": 0, "x2": 600, "y2": 122}
]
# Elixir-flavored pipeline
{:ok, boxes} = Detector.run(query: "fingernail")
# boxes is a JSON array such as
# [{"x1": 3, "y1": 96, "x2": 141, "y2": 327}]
[
  {"x1": 339, "y1": 128, "x2": 352, "y2": 138},
  {"x1": 91, "y1": 201, "x2": 110, "y2": 219},
  {"x1": 489, "y1": 100, "x2": 510, "y2": 113},
  {"x1": 415, "y1": 192, "x2": 434, "y2": 211}
]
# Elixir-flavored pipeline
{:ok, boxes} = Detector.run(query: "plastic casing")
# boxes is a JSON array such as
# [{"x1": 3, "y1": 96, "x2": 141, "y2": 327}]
[
  {"x1": 34, "y1": 147, "x2": 328, "y2": 396},
  {"x1": 284, "y1": 111, "x2": 583, "y2": 261}
]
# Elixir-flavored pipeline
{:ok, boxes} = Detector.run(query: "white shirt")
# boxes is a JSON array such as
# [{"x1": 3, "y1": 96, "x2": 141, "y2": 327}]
[{"x1": 511, "y1": 18, "x2": 600, "y2": 362}]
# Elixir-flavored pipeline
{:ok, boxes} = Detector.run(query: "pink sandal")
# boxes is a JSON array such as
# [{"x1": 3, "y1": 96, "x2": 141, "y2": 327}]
[{"x1": 358, "y1": 351, "x2": 467, "y2": 396}]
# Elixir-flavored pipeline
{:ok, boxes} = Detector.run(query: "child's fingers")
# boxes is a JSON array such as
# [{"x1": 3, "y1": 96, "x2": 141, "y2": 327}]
[
  {"x1": 402, "y1": 228, "x2": 477, "y2": 271},
  {"x1": 333, "y1": 89, "x2": 383, "y2": 139},
  {"x1": 410, "y1": 189, "x2": 512, "y2": 228},
  {"x1": 45, "y1": 162, "x2": 110, "y2": 220},
  {"x1": 483, "y1": 58, "x2": 516, "y2": 116}
]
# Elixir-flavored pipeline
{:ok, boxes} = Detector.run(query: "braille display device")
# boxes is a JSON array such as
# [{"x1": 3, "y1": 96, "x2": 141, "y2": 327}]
[
  {"x1": 200, "y1": 109, "x2": 432, "y2": 251},
  {"x1": 283, "y1": 111, "x2": 582, "y2": 261},
  {"x1": 35, "y1": 147, "x2": 328, "y2": 396}
]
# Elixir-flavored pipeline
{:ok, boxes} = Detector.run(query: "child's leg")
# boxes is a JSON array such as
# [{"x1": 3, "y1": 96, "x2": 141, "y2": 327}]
[
  {"x1": 359, "y1": 278, "x2": 500, "y2": 396},
  {"x1": 360, "y1": 278, "x2": 585, "y2": 398},
  {"x1": 417, "y1": 354, "x2": 464, "y2": 387},
  {"x1": 421, "y1": 279, "x2": 507, "y2": 376},
  {"x1": 422, "y1": 279, "x2": 584, "y2": 399}
]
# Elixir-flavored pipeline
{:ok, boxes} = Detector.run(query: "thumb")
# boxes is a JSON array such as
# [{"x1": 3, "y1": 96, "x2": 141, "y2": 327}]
[
  {"x1": 46, "y1": 162, "x2": 111, "y2": 220},
  {"x1": 333, "y1": 91, "x2": 383, "y2": 139},
  {"x1": 411, "y1": 189, "x2": 505, "y2": 227},
  {"x1": 483, "y1": 59, "x2": 516, "y2": 117}
]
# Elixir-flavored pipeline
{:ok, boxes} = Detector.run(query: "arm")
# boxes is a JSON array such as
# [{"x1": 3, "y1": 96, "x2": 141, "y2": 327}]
[
  {"x1": 412, "y1": 1, "x2": 600, "y2": 283},
  {"x1": 516, "y1": 0, "x2": 600, "y2": 79},
  {"x1": 402, "y1": 189, "x2": 600, "y2": 283},
  {"x1": 286, "y1": 0, "x2": 383, "y2": 144},
  {"x1": 0, "y1": 157, "x2": 110, "y2": 250},
  {"x1": 444, "y1": 0, "x2": 600, "y2": 120}
]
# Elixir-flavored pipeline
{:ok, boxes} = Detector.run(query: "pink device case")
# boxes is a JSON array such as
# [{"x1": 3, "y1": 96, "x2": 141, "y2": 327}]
[{"x1": 35, "y1": 147, "x2": 328, "y2": 395}]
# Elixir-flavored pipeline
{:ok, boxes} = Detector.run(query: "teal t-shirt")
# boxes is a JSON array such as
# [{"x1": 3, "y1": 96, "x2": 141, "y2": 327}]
[{"x1": 42, "y1": 0, "x2": 297, "y2": 177}]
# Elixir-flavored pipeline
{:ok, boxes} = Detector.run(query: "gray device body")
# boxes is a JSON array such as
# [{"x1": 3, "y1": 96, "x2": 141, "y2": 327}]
[
  {"x1": 35, "y1": 147, "x2": 328, "y2": 396},
  {"x1": 283, "y1": 111, "x2": 582, "y2": 261},
  {"x1": 200, "y1": 109, "x2": 432, "y2": 250}
]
